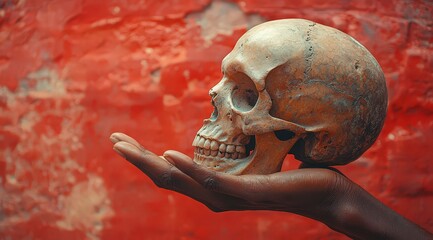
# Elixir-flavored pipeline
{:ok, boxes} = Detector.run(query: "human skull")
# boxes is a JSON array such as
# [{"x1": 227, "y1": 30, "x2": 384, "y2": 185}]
[{"x1": 192, "y1": 19, "x2": 387, "y2": 175}]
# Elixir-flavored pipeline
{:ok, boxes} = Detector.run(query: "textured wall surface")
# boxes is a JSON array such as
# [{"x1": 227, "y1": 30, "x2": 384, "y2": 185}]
[{"x1": 0, "y1": 0, "x2": 432, "y2": 239}]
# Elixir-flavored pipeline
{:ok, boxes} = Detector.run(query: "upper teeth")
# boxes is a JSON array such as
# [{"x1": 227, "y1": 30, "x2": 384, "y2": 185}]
[{"x1": 193, "y1": 135, "x2": 247, "y2": 159}]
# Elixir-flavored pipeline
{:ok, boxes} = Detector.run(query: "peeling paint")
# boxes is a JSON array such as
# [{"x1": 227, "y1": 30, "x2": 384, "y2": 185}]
[
  {"x1": 56, "y1": 175, "x2": 114, "y2": 240},
  {"x1": 20, "y1": 67, "x2": 66, "y2": 97},
  {"x1": 187, "y1": 1, "x2": 265, "y2": 43}
]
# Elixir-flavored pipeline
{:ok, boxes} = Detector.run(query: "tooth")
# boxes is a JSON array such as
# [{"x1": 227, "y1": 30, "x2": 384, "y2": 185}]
[
  {"x1": 232, "y1": 152, "x2": 238, "y2": 159},
  {"x1": 192, "y1": 137, "x2": 199, "y2": 146},
  {"x1": 198, "y1": 138, "x2": 205, "y2": 148},
  {"x1": 227, "y1": 145, "x2": 235, "y2": 153},
  {"x1": 204, "y1": 139, "x2": 211, "y2": 149},
  {"x1": 199, "y1": 148, "x2": 204, "y2": 154},
  {"x1": 218, "y1": 151, "x2": 224, "y2": 158},
  {"x1": 225, "y1": 153, "x2": 231, "y2": 158},
  {"x1": 219, "y1": 143, "x2": 226, "y2": 153},
  {"x1": 211, "y1": 150, "x2": 218, "y2": 156},
  {"x1": 236, "y1": 145, "x2": 245, "y2": 153},
  {"x1": 210, "y1": 141, "x2": 219, "y2": 151},
  {"x1": 239, "y1": 153, "x2": 246, "y2": 159},
  {"x1": 204, "y1": 149, "x2": 210, "y2": 155}
]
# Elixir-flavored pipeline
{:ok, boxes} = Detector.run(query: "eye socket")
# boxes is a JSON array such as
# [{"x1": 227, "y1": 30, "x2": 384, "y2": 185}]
[{"x1": 230, "y1": 73, "x2": 258, "y2": 112}]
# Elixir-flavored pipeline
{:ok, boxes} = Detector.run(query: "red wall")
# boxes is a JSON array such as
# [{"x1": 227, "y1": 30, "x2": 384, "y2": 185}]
[{"x1": 1, "y1": 0, "x2": 432, "y2": 239}]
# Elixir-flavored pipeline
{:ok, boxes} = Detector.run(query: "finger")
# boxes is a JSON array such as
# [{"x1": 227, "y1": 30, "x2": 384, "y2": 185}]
[
  {"x1": 299, "y1": 162, "x2": 347, "y2": 178},
  {"x1": 164, "y1": 150, "x2": 273, "y2": 202},
  {"x1": 112, "y1": 134, "x2": 170, "y2": 164},
  {"x1": 160, "y1": 155, "x2": 175, "y2": 165},
  {"x1": 110, "y1": 132, "x2": 146, "y2": 151},
  {"x1": 113, "y1": 141, "x2": 196, "y2": 192},
  {"x1": 113, "y1": 143, "x2": 237, "y2": 210}
]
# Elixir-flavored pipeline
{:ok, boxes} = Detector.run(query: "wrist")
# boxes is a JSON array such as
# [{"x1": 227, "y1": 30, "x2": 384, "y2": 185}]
[{"x1": 326, "y1": 180, "x2": 432, "y2": 240}]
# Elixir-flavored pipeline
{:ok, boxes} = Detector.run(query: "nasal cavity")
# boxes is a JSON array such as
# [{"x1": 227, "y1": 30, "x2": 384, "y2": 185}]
[
  {"x1": 274, "y1": 130, "x2": 295, "y2": 141},
  {"x1": 210, "y1": 99, "x2": 218, "y2": 120}
]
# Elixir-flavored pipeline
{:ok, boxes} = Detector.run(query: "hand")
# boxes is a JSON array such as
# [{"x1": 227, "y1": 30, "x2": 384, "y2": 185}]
[
  {"x1": 110, "y1": 132, "x2": 433, "y2": 240},
  {"x1": 109, "y1": 132, "x2": 346, "y2": 214}
]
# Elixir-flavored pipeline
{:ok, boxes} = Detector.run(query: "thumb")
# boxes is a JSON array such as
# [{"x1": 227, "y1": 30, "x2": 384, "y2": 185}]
[{"x1": 163, "y1": 150, "x2": 193, "y2": 167}]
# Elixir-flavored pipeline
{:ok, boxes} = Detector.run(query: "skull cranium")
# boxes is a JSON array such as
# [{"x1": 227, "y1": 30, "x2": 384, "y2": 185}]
[{"x1": 192, "y1": 19, "x2": 387, "y2": 175}]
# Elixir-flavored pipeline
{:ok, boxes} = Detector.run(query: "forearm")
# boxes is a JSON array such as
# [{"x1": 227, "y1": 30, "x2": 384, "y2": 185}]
[{"x1": 327, "y1": 184, "x2": 432, "y2": 240}]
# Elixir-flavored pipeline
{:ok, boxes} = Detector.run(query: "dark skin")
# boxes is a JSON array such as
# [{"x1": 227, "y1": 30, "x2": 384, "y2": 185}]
[{"x1": 110, "y1": 132, "x2": 433, "y2": 240}]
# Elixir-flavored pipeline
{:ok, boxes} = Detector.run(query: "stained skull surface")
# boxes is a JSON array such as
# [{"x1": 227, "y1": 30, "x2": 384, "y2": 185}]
[{"x1": 192, "y1": 19, "x2": 388, "y2": 175}]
